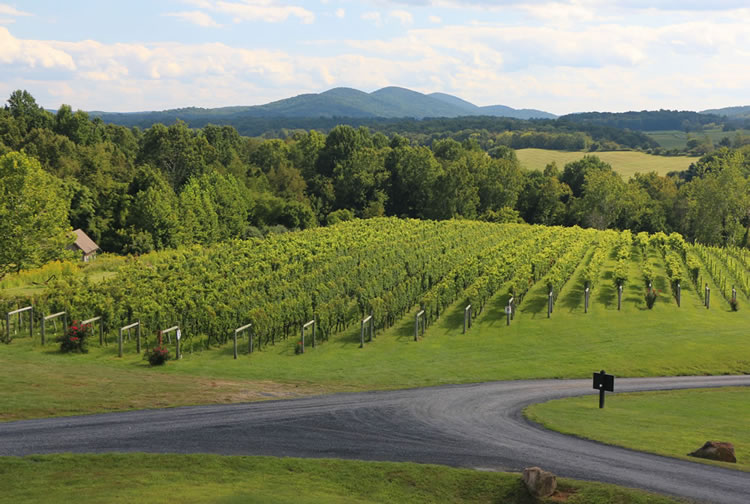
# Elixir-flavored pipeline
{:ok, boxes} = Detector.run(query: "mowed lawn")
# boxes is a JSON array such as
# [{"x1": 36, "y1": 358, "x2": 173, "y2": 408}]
[
  {"x1": 2, "y1": 240, "x2": 750, "y2": 421},
  {"x1": 525, "y1": 387, "x2": 750, "y2": 472},
  {"x1": 516, "y1": 148, "x2": 698, "y2": 178},
  {"x1": 0, "y1": 454, "x2": 687, "y2": 504}
]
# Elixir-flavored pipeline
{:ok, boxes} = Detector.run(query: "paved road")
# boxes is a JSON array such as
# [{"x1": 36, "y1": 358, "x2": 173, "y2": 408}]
[{"x1": 2, "y1": 375, "x2": 749, "y2": 503}]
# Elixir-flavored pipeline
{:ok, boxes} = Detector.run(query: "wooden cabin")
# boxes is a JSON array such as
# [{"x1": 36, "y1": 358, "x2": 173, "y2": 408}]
[{"x1": 69, "y1": 229, "x2": 100, "y2": 262}]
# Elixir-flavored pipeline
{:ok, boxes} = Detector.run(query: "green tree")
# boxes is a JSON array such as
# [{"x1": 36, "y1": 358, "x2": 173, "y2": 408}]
[
  {"x1": 561, "y1": 155, "x2": 612, "y2": 197},
  {"x1": 0, "y1": 152, "x2": 73, "y2": 277}
]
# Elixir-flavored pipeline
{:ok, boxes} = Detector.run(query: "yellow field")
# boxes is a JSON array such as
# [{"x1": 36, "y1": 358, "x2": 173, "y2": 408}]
[{"x1": 516, "y1": 149, "x2": 699, "y2": 178}]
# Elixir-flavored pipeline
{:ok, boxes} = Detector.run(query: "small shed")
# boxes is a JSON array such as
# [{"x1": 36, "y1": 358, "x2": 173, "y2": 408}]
[{"x1": 69, "y1": 229, "x2": 100, "y2": 262}]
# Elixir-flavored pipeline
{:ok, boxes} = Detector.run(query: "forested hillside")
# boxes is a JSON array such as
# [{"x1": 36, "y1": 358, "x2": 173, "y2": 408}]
[{"x1": 3, "y1": 89, "x2": 750, "y2": 278}]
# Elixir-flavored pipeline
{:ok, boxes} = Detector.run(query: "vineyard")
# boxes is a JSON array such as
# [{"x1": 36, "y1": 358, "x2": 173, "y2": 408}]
[{"x1": 1, "y1": 218, "x2": 749, "y2": 358}]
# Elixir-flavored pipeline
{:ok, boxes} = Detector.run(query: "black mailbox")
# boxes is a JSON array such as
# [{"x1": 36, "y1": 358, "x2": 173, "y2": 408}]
[
  {"x1": 593, "y1": 370, "x2": 614, "y2": 392},
  {"x1": 592, "y1": 370, "x2": 614, "y2": 408}
]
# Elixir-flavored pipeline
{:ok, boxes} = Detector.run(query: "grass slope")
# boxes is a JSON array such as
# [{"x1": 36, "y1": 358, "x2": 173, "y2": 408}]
[
  {"x1": 525, "y1": 387, "x2": 750, "y2": 472},
  {"x1": 515, "y1": 149, "x2": 698, "y2": 177},
  {"x1": 0, "y1": 454, "x2": 688, "y2": 504},
  {"x1": 3, "y1": 238, "x2": 750, "y2": 421},
  {"x1": 645, "y1": 129, "x2": 750, "y2": 150}
]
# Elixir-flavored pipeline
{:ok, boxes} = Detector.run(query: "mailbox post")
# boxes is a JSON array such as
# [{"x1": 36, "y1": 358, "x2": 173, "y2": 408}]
[{"x1": 593, "y1": 370, "x2": 615, "y2": 409}]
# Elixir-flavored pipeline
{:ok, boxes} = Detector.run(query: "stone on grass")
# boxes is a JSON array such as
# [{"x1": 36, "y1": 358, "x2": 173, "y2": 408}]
[
  {"x1": 688, "y1": 441, "x2": 736, "y2": 463},
  {"x1": 522, "y1": 466, "x2": 557, "y2": 498}
]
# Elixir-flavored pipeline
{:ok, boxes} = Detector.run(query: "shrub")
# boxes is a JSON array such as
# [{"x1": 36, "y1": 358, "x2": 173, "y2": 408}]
[
  {"x1": 146, "y1": 346, "x2": 170, "y2": 366},
  {"x1": 645, "y1": 290, "x2": 658, "y2": 309},
  {"x1": 730, "y1": 299, "x2": 739, "y2": 311},
  {"x1": 58, "y1": 322, "x2": 91, "y2": 353},
  {"x1": 294, "y1": 340, "x2": 303, "y2": 355}
]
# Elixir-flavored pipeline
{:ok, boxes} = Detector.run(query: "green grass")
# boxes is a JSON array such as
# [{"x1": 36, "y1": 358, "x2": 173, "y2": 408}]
[
  {"x1": 525, "y1": 387, "x2": 750, "y2": 472},
  {"x1": 0, "y1": 254, "x2": 126, "y2": 295},
  {"x1": 645, "y1": 129, "x2": 750, "y2": 150},
  {"x1": 515, "y1": 149, "x2": 698, "y2": 177},
  {"x1": 0, "y1": 453, "x2": 688, "y2": 504},
  {"x1": 3, "y1": 240, "x2": 750, "y2": 421}
]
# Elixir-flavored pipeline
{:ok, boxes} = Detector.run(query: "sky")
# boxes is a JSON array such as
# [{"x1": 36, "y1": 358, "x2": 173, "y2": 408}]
[{"x1": 1, "y1": 0, "x2": 749, "y2": 115}]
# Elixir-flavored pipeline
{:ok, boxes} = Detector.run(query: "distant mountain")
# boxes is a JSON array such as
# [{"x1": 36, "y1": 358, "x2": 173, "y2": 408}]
[
  {"x1": 700, "y1": 105, "x2": 750, "y2": 118},
  {"x1": 90, "y1": 86, "x2": 557, "y2": 128}
]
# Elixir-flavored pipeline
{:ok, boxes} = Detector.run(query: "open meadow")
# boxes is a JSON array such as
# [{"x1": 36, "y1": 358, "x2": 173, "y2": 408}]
[{"x1": 515, "y1": 148, "x2": 698, "y2": 177}]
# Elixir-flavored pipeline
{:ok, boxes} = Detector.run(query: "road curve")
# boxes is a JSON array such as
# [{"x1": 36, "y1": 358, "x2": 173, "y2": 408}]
[{"x1": 2, "y1": 375, "x2": 749, "y2": 503}]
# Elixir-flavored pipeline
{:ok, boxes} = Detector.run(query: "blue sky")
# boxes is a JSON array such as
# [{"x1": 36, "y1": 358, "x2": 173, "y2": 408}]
[{"x1": 1, "y1": 1, "x2": 749, "y2": 114}]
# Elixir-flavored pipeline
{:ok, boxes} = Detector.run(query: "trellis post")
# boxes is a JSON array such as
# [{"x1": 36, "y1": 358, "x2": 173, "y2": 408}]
[
  {"x1": 82, "y1": 316, "x2": 104, "y2": 346},
  {"x1": 463, "y1": 305, "x2": 471, "y2": 334},
  {"x1": 5, "y1": 306, "x2": 33, "y2": 343},
  {"x1": 233, "y1": 323, "x2": 252, "y2": 359},
  {"x1": 547, "y1": 290, "x2": 553, "y2": 318},
  {"x1": 414, "y1": 310, "x2": 425, "y2": 341},
  {"x1": 160, "y1": 325, "x2": 181, "y2": 359},
  {"x1": 617, "y1": 284, "x2": 622, "y2": 311},
  {"x1": 507, "y1": 297, "x2": 514, "y2": 326},
  {"x1": 118, "y1": 321, "x2": 141, "y2": 358},
  {"x1": 42, "y1": 311, "x2": 66, "y2": 346},
  {"x1": 360, "y1": 315, "x2": 373, "y2": 348},
  {"x1": 301, "y1": 319, "x2": 315, "y2": 354},
  {"x1": 584, "y1": 287, "x2": 590, "y2": 313}
]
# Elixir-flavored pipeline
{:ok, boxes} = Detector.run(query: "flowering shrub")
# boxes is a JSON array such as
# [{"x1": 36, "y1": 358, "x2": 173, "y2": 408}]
[
  {"x1": 294, "y1": 340, "x2": 303, "y2": 355},
  {"x1": 58, "y1": 322, "x2": 91, "y2": 353},
  {"x1": 645, "y1": 289, "x2": 658, "y2": 309},
  {"x1": 146, "y1": 346, "x2": 171, "y2": 366}
]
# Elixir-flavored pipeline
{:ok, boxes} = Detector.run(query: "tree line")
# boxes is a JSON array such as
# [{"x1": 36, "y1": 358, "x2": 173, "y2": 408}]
[{"x1": 3, "y1": 89, "x2": 750, "y2": 277}]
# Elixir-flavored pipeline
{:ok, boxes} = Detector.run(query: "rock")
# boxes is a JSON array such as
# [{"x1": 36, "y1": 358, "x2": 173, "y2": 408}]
[
  {"x1": 688, "y1": 441, "x2": 736, "y2": 463},
  {"x1": 522, "y1": 466, "x2": 557, "y2": 498}
]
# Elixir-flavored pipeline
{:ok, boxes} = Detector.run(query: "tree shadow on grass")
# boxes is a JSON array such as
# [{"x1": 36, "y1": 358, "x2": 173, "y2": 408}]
[
  {"x1": 560, "y1": 283, "x2": 583, "y2": 312},
  {"x1": 520, "y1": 290, "x2": 549, "y2": 318},
  {"x1": 596, "y1": 270, "x2": 616, "y2": 308},
  {"x1": 441, "y1": 302, "x2": 469, "y2": 336}
]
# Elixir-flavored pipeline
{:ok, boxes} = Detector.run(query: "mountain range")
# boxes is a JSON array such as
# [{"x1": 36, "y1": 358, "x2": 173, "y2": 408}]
[{"x1": 91, "y1": 86, "x2": 557, "y2": 123}]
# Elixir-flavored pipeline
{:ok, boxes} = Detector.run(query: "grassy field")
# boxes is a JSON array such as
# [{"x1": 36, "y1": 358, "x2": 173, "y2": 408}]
[
  {"x1": 2, "y1": 236, "x2": 750, "y2": 421},
  {"x1": 515, "y1": 149, "x2": 698, "y2": 177},
  {"x1": 0, "y1": 255, "x2": 126, "y2": 298},
  {"x1": 646, "y1": 129, "x2": 750, "y2": 150},
  {"x1": 0, "y1": 453, "x2": 688, "y2": 504},
  {"x1": 525, "y1": 387, "x2": 750, "y2": 473}
]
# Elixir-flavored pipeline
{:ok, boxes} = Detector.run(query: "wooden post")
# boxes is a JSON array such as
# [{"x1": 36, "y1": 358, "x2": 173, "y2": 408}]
[
  {"x1": 414, "y1": 310, "x2": 425, "y2": 341},
  {"x1": 118, "y1": 327, "x2": 123, "y2": 358},
  {"x1": 706, "y1": 287, "x2": 710, "y2": 310},
  {"x1": 617, "y1": 284, "x2": 622, "y2": 311},
  {"x1": 463, "y1": 305, "x2": 471, "y2": 334},
  {"x1": 585, "y1": 287, "x2": 590, "y2": 313},
  {"x1": 136, "y1": 321, "x2": 141, "y2": 354},
  {"x1": 547, "y1": 290, "x2": 553, "y2": 318},
  {"x1": 676, "y1": 282, "x2": 681, "y2": 307}
]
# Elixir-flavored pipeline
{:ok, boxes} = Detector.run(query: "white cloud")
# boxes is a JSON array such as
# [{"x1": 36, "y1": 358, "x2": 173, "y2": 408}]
[
  {"x1": 180, "y1": 0, "x2": 214, "y2": 8},
  {"x1": 428, "y1": 15, "x2": 442, "y2": 23},
  {"x1": 3, "y1": 4, "x2": 750, "y2": 114},
  {"x1": 388, "y1": 9, "x2": 414, "y2": 25},
  {"x1": 165, "y1": 10, "x2": 222, "y2": 28},
  {"x1": 335, "y1": 8, "x2": 345, "y2": 19},
  {"x1": 0, "y1": 4, "x2": 32, "y2": 17},
  {"x1": 361, "y1": 11, "x2": 383, "y2": 27},
  {"x1": 214, "y1": 1, "x2": 315, "y2": 24},
  {"x1": 0, "y1": 27, "x2": 76, "y2": 70}
]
